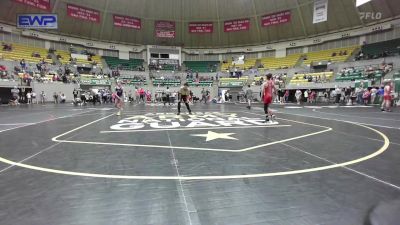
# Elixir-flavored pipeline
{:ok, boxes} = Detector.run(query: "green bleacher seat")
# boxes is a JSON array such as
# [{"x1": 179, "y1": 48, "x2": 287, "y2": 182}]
[
  {"x1": 103, "y1": 56, "x2": 144, "y2": 71},
  {"x1": 362, "y1": 38, "x2": 400, "y2": 56},
  {"x1": 184, "y1": 61, "x2": 219, "y2": 73}
]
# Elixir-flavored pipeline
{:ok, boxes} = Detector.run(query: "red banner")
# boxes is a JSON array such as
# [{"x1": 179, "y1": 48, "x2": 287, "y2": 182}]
[
  {"x1": 14, "y1": 0, "x2": 50, "y2": 11},
  {"x1": 224, "y1": 19, "x2": 250, "y2": 32},
  {"x1": 155, "y1": 21, "x2": 175, "y2": 38},
  {"x1": 113, "y1": 15, "x2": 141, "y2": 29},
  {"x1": 67, "y1": 4, "x2": 100, "y2": 23},
  {"x1": 261, "y1": 10, "x2": 291, "y2": 27},
  {"x1": 189, "y1": 22, "x2": 213, "y2": 34}
]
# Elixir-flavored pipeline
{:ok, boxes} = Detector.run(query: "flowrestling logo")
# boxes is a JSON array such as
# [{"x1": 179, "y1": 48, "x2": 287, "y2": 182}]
[
  {"x1": 17, "y1": 14, "x2": 58, "y2": 29},
  {"x1": 359, "y1": 12, "x2": 382, "y2": 20}
]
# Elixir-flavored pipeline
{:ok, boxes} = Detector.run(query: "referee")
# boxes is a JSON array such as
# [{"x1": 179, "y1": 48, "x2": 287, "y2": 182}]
[{"x1": 177, "y1": 82, "x2": 192, "y2": 115}]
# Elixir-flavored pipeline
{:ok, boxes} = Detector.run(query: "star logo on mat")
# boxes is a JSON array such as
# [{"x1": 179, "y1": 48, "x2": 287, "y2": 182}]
[{"x1": 191, "y1": 131, "x2": 238, "y2": 142}]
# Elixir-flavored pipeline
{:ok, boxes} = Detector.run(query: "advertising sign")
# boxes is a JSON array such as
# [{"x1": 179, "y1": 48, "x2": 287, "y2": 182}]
[
  {"x1": 67, "y1": 4, "x2": 100, "y2": 23},
  {"x1": 224, "y1": 19, "x2": 250, "y2": 32},
  {"x1": 17, "y1": 14, "x2": 57, "y2": 29}
]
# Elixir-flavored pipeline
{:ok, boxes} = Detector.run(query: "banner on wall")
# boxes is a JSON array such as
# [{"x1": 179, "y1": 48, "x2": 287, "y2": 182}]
[
  {"x1": 188, "y1": 22, "x2": 213, "y2": 33},
  {"x1": 261, "y1": 10, "x2": 291, "y2": 27},
  {"x1": 313, "y1": 0, "x2": 328, "y2": 24},
  {"x1": 67, "y1": 4, "x2": 100, "y2": 23},
  {"x1": 155, "y1": 21, "x2": 175, "y2": 38},
  {"x1": 17, "y1": 14, "x2": 58, "y2": 29},
  {"x1": 14, "y1": 0, "x2": 51, "y2": 11},
  {"x1": 113, "y1": 15, "x2": 141, "y2": 29},
  {"x1": 224, "y1": 19, "x2": 250, "y2": 32}
]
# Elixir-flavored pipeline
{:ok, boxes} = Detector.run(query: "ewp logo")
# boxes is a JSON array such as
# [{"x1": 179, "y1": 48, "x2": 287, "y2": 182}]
[{"x1": 17, "y1": 14, "x2": 58, "y2": 29}]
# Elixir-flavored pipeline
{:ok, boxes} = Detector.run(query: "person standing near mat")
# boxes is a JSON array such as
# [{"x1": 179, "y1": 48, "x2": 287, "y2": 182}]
[
  {"x1": 163, "y1": 86, "x2": 171, "y2": 106},
  {"x1": 381, "y1": 80, "x2": 393, "y2": 112},
  {"x1": 245, "y1": 85, "x2": 253, "y2": 109},
  {"x1": 115, "y1": 82, "x2": 124, "y2": 116},
  {"x1": 261, "y1": 73, "x2": 276, "y2": 124},
  {"x1": 177, "y1": 82, "x2": 192, "y2": 115}
]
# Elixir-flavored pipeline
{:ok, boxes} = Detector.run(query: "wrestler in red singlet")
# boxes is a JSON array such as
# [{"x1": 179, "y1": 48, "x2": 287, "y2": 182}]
[
  {"x1": 262, "y1": 73, "x2": 276, "y2": 123},
  {"x1": 382, "y1": 81, "x2": 393, "y2": 112}
]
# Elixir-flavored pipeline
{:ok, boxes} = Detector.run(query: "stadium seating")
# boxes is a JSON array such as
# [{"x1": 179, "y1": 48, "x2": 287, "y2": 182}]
[
  {"x1": 187, "y1": 78, "x2": 213, "y2": 86},
  {"x1": 394, "y1": 71, "x2": 400, "y2": 79},
  {"x1": 221, "y1": 58, "x2": 257, "y2": 71},
  {"x1": 56, "y1": 50, "x2": 102, "y2": 67},
  {"x1": 335, "y1": 69, "x2": 366, "y2": 81},
  {"x1": 119, "y1": 77, "x2": 147, "y2": 85},
  {"x1": 259, "y1": 54, "x2": 301, "y2": 70},
  {"x1": 303, "y1": 46, "x2": 359, "y2": 65},
  {"x1": 0, "y1": 43, "x2": 52, "y2": 64},
  {"x1": 55, "y1": 50, "x2": 72, "y2": 65},
  {"x1": 219, "y1": 76, "x2": 249, "y2": 86},
  {"x1": 290, "y1": 72, "x2": 334, "y2": 84},
  {"x1": 153, "y1": 78, "x2": 181, "y2": 86},
  {"x1": 335, "y1": 68, "x2": 385, "y2": 82},
  {"x1": 103, "y1": 56, "x2": 144, "y2": 71},
  {"x1": 159, "y1": 64, "x2": 176, "y2": 71},
  {"x1": 362, "y1": 39, "x2": 400, "y2": 57},
  {"x1": 184, "y1": 61, "x2": 219, "y2": 73}
]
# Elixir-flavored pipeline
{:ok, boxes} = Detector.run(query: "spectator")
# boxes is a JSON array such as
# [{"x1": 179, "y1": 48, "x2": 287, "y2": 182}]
[
  {"x1": 2, "y1": 42, "x2": 12, "y2": 51},
  {"x1": 345, "y1": 87, "x2": 352, "y2": 105},
  {"x1": 10, "y1": 86, "x2": 19, "y2": 105},
  {"x1": 0, "y1": 65, "x2": 7, "y2": 79},
  {"x1": 363, "y1": 89, "x2": 370, "y2": 105},
  {"x1": 377, "y1": 86, "x2": 384, "y2": 104},
  {"x1": 31, "y1": 52, "x2": 41, "y2": 58},
  {"x1": 303, "y1": 89, "x2": 309, "y2": 103},
  {"x1": 26, "y1": 92, "x2": 32, "y2": 104},
  {"x1": 284, "y1": 90, "x2": 289, "y2": 103},
  {"x1": 53, "y1": 92, "x2": 59, "y2": 104},
  {"x1": 335, "y1": 86, "x2": 341, "y2": 104},
  {"x1": 20, "y1": 59, "x2": 26, "y2": 70},
  {"x1": 312, "y1": 90, "x2": 318, "y2": 103},
  {"x1": 31, "y1": 91, "x2": 37, "y2": 104},
  {"x1": 40, "y1": 91, "x2": 46, "y2": 104},
  {"x1": 295, "y1": 89, "x2": 302, "y2": 105},
  {"x1": 370, "y1": 87, "x2": 378, "y2": 104}
]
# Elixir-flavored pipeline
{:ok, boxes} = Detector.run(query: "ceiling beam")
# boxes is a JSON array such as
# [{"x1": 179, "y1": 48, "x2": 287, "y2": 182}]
[
  {"x1": 99, "y1": 0, "x2": 110, "y2": 38},
  {"x1": 52, "y1": 0, "x2": 60, "y2": 13},
  {"x1": 352, "y1": 0, "x2": 366, "y2": 26},
  {"x1": 295, "y1": 0, "x2": 308, "y2": 37},
  {"x1": 181, "y1": 0, "x2": 185, "y2": 46},
  {"x1": 215, "y1": 0, "x2": 221, "y2": 47},
  {"x1": 251, "y1": 0, "x2": 262, "y2": 43}
]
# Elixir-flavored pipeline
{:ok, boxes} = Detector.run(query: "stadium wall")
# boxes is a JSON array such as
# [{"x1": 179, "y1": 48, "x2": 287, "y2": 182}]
[{"x1": 1, "y1": 19, "x2": 399, "y2": 60}]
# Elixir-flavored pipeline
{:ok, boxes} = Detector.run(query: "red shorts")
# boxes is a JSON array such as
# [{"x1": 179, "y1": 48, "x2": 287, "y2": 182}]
[
  {"x1": 263, "y1": 95, "x2": 272, "y2": 104},
  {"x1": 384, "y1": 95, "x2": 392, "y2": 101}
]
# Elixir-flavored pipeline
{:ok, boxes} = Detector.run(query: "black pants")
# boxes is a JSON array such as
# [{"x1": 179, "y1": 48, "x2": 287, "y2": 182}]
[
  {"x1": 163, "y1": 95, "x2": 170, "y2": 105},
  {"x1": 178, "y1": 96, "x2": 191, "y2": 113},
  {"x1": 336, "y1": 94, "x2": 341, "y2": 104}
]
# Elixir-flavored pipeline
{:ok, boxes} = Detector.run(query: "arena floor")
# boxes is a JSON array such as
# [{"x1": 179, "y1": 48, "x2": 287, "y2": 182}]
[{"x1": 0, "y1": 102, "x2": 399, "y2": 225}]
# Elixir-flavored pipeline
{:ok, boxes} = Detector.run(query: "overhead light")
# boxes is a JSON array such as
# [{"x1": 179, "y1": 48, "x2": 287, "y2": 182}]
[{"x1": 356, "y1": 0, "x2": 372, "y2": 7}]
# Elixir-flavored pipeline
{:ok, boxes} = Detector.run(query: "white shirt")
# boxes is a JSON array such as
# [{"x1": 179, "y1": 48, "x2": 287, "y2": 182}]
[
  {"x1": 295, "y1": 90, "x2": 302, "y2": 98},
  {"x1": 371, "y1": 88, "x2": 377, "y2": 96},
  {"x1": 27, "y1": 93, "x2": 31, "y2": 98}
]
